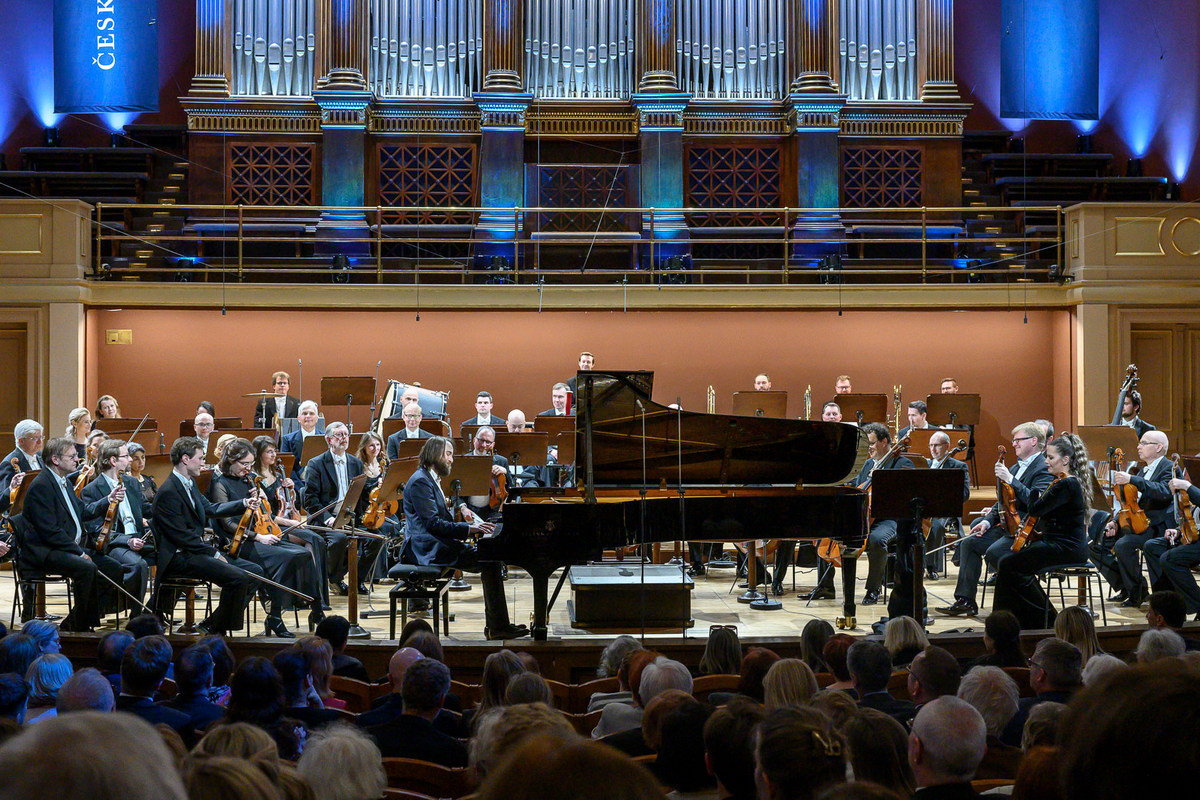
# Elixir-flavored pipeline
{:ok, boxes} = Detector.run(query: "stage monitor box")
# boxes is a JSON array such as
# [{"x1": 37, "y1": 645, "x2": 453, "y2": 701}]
[{"x1": 567, "y1": 564, "x2": 694, "y2": 631}]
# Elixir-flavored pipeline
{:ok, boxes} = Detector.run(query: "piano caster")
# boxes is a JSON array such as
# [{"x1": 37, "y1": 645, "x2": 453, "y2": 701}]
[
  {"x1": 836, "y1": 616, "x2": 857, "y2": 631},
  {"x1": 448, "y1": 578, "x2": 471, "y2": 591}
]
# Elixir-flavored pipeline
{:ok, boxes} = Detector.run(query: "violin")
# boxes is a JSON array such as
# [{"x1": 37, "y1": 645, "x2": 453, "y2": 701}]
[
  {"x1": 73, "y1": 458, "x2": 95, "y2": 497},
  {"x1": 1111, "y1": 447, "x2": 1150, "y2": 536},
  {"x1": 276, "y1": 466, "x2": 302, "y2": 522},
  {"x1": 995, "y1": 446, "x2": 1021, "y2": 536},
  {"x1": 7, "y1": 458, "x2": 20, "y2": 505},
  {"x1": 94, "y1": 469, "x2": 124, "y2": 552},
  {"x1": 488, "y1": 470, "x2": 507, "y2": 510},
  {"x1": 1012, "y1": 474, "x2": 1065, "y2": 552},
  {"x1": 227, "y1": 473, "x2": 265, "y2": 558},
  {"x1": 1171, "y1": 454, "x2": 1198, "y2": 546},
  {"x1": 252, "y1": 475, "x2": 284, "y2": 541}
]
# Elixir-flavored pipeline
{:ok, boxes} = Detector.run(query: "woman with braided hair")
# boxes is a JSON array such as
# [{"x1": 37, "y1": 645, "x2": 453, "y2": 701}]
[{"x1": 992, "y1": 432, "x2": 1095, "y2": 628}]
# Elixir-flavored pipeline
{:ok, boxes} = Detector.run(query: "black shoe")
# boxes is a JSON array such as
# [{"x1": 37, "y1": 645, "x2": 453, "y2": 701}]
[
  {"x1": 688, "y1": 565, "x2": 706, "y2": 577},
  {"x1": 195, "y1": 621, "x2": 225, "y2": 637},
  {"x1": 935, "y1": 599, "x2": 979, "y2": 617},
  {"x1": 926, "y1": 570, "x2": 941, "y2": 581},
  {"x1": 1107, "y1": 589, "x2": 1128, "y2": 603},
  {"x1": 264, "y1": 615, "x2": 294, "y2": 638},
  {"x1": 1121, "y1": 596, "x2": 1145, "y2": 608},
  {"x1": 485, "y1": 623, "x2": 530, "y2": 640},
  {"x1": 862, "y1": 590, "x2": 881, "y2": 606},
  {"x1": 771, "y1": 582, "x2": 785, "y2": 597},
  {"x1": 335, "y1": 581, "x2": 350, "y2": 596},
  {"x1": 357, "y1": 583, "x2": 369, "y2": 595},
  {"x1": 501, "y1": 565, "x2": 509, "y2": 581},
  {"x1": 407, "y1": 599, "x2": 431, "y2": 613},
  {"x1": 800, "y1": 587, "x2": 835, "y2": 601},
  {"x1": 321, "y1": 603, "x2": 332, "y2": 611},
  {"x1": 308, "y1": 609, "x2": 326, "y2": 630}
]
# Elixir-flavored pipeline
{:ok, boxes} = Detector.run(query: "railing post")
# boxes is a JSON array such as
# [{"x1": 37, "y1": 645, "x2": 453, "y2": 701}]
[
  {"x1": 513, "y1": 207, "x2": 520, "y2": 280},
  {"x1": 920, "y1": 207, "x2": 927, "y2": 283},
  {"x1": 237, "y1": 204, "x2": 244, "y2": 281},
  {"x1": 1057, "y1": 205, "x2": 1064, "y2": 281},
  {"x1": 649, "y1": 208, "x2": 656, "y2": 282},
  {"x1": 375, "y1": 206, "x2": 383, "y2": 284},
  {"x1": 94, "y1": 203, "x2": 102, "y2": 277},
  {"x1": 782, "y1": 207, "x2": 790, "y2": 282}
]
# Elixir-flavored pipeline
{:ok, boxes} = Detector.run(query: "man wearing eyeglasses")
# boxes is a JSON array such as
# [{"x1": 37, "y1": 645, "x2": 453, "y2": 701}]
[
  {"x1": 998, "y1": 637, "x2": 1082, "y2": 746},
  {"x1": 936, "y1": 422, "x2": 1052, "y2": 618},
  {"x1": 0, "y1": 419, "x2": 45, "y2": 516},
  {"x1": 1108, "y1": 431, "x2": 1175, "y2": 608}
]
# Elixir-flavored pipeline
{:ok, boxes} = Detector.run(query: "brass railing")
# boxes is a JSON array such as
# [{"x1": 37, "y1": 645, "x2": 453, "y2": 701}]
[{"x1": 91, "y1": 203, "x2": 1065, "y2": 286}]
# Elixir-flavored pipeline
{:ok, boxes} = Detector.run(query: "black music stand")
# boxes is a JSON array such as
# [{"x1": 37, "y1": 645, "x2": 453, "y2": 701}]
[
  {"x1": 392, "y1": 439, "x2": 427, "y2": 460},
  {"x1": 330, "y1": 475, "x2": 373, "y2": 638},
  {"x1": 1076, "y1": 425, "x2": 1139, "y2": 465},
  {"x1": 494, "y1": 431, "x2": 549, "y2": 479},
  {"x1": 731, "y1": 391, "x2": 788, "y2": 418},
  {"x1": 837, "y1": 393, "x2": 888, "y2": 425},
  {"x1": 322, "y1": 376, "x2": 374, "y2": 434},
  {"x1": 926, "y1": 394, "x2": 980, "y2": 429},
  {"x1": 445, "y1": 456, "x2": 493, "y2": 500},
  {"x1": 294, "y1": 434, "x2": 322, "y2": 476},
  {"x1": 1184, "y1": 457, "x2": 1200, "y2": 482},
  {"x1": 871, "y1": 469, "x2": 967, "y2": 627}
]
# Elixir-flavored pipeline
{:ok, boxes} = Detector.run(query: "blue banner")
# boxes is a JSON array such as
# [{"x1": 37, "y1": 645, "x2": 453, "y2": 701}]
[
  {"x1": 54, "y1": 0, "x2": 159, "y2": 113},
  {"x1": 1000, "y1": 0, "x2": 1099, "y2": 121}
]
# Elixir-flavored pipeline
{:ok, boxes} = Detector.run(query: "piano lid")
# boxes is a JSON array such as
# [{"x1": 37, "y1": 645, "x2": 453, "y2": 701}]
[{"x1": 575, "y1": 371, "x2": 867, "y2": 488}]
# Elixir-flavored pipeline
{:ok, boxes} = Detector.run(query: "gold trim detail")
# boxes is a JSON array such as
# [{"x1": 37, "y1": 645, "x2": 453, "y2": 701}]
[
  {"x1": 1169, "y1": 217, "x2": 1200, "y2": 257},
  {"x1": 1113, "y1": 216, "x2": 1166, "y2": 257}
]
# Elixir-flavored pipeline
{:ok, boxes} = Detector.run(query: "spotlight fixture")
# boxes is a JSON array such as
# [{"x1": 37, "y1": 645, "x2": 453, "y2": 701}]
[
  {"x1": 485, "y1": 255, "x2": 513, "y2": 284},
  {"x1": 110, "y1": 131, "x2": 125, "y2": 148},
  {"x1": 1075, "y1": 134, "x2": 1095, "y2": 154},
  {"x1": 331, "y1": 253, "x2": 352, "y2": 284},
  {"x1": 818, "y1": 252, "x2": 843, "y2": 285},
  {"x1": 1007, "y1": 137, "x2": 1025, "y2": 154},
  {"x1": 43, "y1": 127, "x2": 61, "y2": 147},
  {"x1": 657, "y1": 255, "x2": 689, "y2": 285}
]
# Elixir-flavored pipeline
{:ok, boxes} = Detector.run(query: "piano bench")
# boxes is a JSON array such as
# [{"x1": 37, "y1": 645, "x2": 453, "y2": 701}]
[{"x1": 387, "y1": 565, "x2": 452, "y2": 639}]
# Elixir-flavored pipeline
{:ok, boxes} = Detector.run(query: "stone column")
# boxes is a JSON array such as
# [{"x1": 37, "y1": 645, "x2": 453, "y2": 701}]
[
  {"x1": 189, "y1": 0, "x2": 230, "y2": 96},
  {"x1": 790, "y1": 0, "x2": 838, "y2": 94},
  {"x1": 921, "y1": 0, "x2": 960, "y2": 100},
  {"x1": 636, "y1": 0, "x2": 678, "y2": 92}
]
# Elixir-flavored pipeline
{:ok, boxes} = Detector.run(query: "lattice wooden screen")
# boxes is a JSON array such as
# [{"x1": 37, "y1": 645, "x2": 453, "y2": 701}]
[
  {"x1": 842, "y1": 147, "x2": 923, "y2": 208},
  {"x1": 686, "y1": 145, "x2": 783, "y2": 226},
  {"x1": 534, "y1": 165, "x2": 633, "y2": 232},
  {"x1": 228, "y1": 143, "x2": 317, "y2": 205},
  {"x1": 377, "y1": 144, "x2": 477, "y2": 223}
]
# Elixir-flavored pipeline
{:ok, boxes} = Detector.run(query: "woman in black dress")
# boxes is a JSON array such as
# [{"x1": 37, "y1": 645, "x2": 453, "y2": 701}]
[
  {"x1": 127, "y1": 443, "x2": 158, "y2": 507},
  {"x1": 209, "y1": 439, "x2": 322, "y2": 637},
  {"x1": 993, "y1": 432, "x2": 1095, "y2": 629}
]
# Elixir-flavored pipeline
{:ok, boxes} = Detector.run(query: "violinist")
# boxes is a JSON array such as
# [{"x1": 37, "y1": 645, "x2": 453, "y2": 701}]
[
  {"x1": 210, "y1": 439, "x2": 322, "y2": 637},
  {"x1": 356, "y1": 431, "x2": 401, "y2": 574},
  {"x1": 82, "y1": 439, "x2": 153, "y2": 601},
  {"x1": 253, "y1": 371, "x2": 301, "y2": 429},
  {"x1": 66, "y1": 407, "x2": 93, "y2": 460},
  {"x1": 924, "y1": 431, "x2": 971, "y2": 581},
  {"x1": 95, "y1": 395, "x2": 121, "y2": 420},
  {"x1": 0, "y1": 419, "x2": 44, "y2": 514},
  {"x1": 70, "y1": 429, "x2": 109, "y2": 494},
  {"x1": 936, "y1": 422, "x2": 1052, "y2": 618},
  {"x1": 1143, "y1": 462, "x2": 1200, "y2": 618},
  {"x1": 992, "y1": 433, "x2": 1095, "y2": 629},
  {"x1": 460, "y1": 391, "x2": 505, "y2": 433},
  {"x1": 385, "y1": 403, "x2": 431, "y2": 460},
  {"x1": 254, "y1": 435, "x2": 331, "y2": 611},
  {"x1": 126, "y1": 442, "x2": 158, "y2": 507},
  {"x1": 1109, "y1": 431, "x2": 1175, "y2": 607},
  {"x1": 464, "y1": 427, "x2": 507, "y2": 523},
  {"x1": 1118, "y1": 390, "x2": 1156, "y2": 438}
]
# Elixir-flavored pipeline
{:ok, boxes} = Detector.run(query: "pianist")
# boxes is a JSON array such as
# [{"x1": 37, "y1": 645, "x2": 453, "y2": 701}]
[{"x1": 397, "y1": 437, "x2": 528, "y2": 640}]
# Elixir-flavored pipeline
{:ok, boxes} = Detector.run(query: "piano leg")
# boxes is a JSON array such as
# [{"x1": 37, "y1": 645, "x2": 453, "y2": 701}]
[
  {"x1": 530, "y1": 569, "x2": 551, "y2": 641},
  {"x1": 837, "y1": 556, "x2": 858, "y2": 630}
]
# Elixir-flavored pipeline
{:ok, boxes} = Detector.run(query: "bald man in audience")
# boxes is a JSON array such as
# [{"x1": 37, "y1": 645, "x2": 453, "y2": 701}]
[
  {"x1": 908, "y1": 697, "x2": 988, "y2": 798},
  {"x1": 56, "y1": 668, "x2": 115, "y2": 714},
  {"x1": 1110, "y1": 430, "x2": 1175, "y2": 607},
  {"x1": 354, "y1": 647, "x2": 425, "y2": 729}
]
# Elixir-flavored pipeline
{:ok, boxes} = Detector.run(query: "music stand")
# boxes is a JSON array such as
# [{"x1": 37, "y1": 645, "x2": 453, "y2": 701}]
[
  {"x1": 419, "y1": 419, "x2": 452, "y2": 437},
  {"x1": 1184, "y1": 457, "x2": 1200, "y2": 481},
  {"x1": 141, "y1": 455, "x2": 174, "y2": 488},
  {"x1": 732, "y1": 391, "x2": 787, "y2": 418},
  {"x1": 277, "y1": 453, "x2": 296, "y2": 477},
  {"x1": 444, "y1": 455, "x2": 493, "y2": 499},
  {"x1": 1076, "y1": 426, "x2": 1140, "y2": 465},
  {"x1": 926, "y1": 394, "x2": 981, "y2": 428},
  {"x1": 836, "y1": 393, "x2": 888, "y2": 425},
  {"x1": 329, "y1": 474, "x2": 374, "y2": 638},
  {"x1": 322, "y1": 376, "x2": 375, "y2": 433},
  {"x1": 494, "y1": 431, "x2": 549, "y2": 472},
  {"x1": 871, "y1": 469, "x2": 967, "y2": 626},
  {"x1": 294, "y1": 434, "x2": 322, "y2": 476},
  {"x1": 904, "y1": 429, "x2": 940, "y2": 459},
  {"x1": 94, "y1": 417, "x2": 158, "y2": 434},
  {"x1": 534, "y1": 416, "x2": 575, "y2": 438}
]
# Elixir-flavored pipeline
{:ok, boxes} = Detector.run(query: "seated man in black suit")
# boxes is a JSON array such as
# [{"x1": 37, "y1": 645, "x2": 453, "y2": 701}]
[
  {"x1": 923, "y1": 431, "x2": 970, "y2": 580},
  {"x1": 847, "y1": 640, "x2": 915, "y2": 725},
  {"x1": 17, "y1": 436, "x2": 125, "y2": 631},
  {"x1": 1110, "y1": 431, "x2": 1175, "y2": 607},
  {"x1": 462, "y1": 426, "x2": 508, "y2": 522},
  {"x1": 0, "y1": 418, "x2": 45, "y2": 516},
  {"x1": 398, "y1": 437, "x2": 527, "y2": 639},
  {"x1": 386, "y1": 402, "x2": 432, "y2": 460},
  {"x1": 163, "y1": 644, "x2": 226, "y2": 741},
  {"x1": 82, "y1": 438, "x2": 153, "y2": 602},
  {"x1": 364, "y1": 658, "x2": 467, "y2": 767},
  {"x1": 1118, "y1": 389, "x2": 1156, "y2": 438},
  {"x1": 566, "y1": 351, "x2": 594, "y2": 394},
  {"x1": 254, "y1": 370, "x2": 301, "y2": 429},
  {"x1": 898, "y1": 400, "x2": 935, "y2": 439},
  {"x1": 116, "y1": 635, "x2": 191, "y2": 735},
  {"x1": 280, "y1": 401, "x2": 326, "y2": 478},
  {"x1": 999, "y1": 637, "x2": 1081, "y2": 746},
  {"x1": 150, "y1": 436, "x2": 263, "y2": 635},
  {"x1": 303, "y1": 422, "x2": 380, "y2": 594},
  {"x1": 537, "y1": 382, "x2": 573, "y2": 417},
  {"x1": 460, "y1": 391, "x2": 505, "y2": 434}
]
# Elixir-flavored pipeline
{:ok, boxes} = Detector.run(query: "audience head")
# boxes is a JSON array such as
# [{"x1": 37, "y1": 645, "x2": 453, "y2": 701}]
[
  {"x1": 56, "y1": 667, "x2": 115, "y2": 714},
  {"x1": 273, "y1": 650, "x2": 314, "y2": 707},
  {"x1": 907, "y1": 696, "x2": 987, "y2": 787},
  {"x1": 314, "y1": 615, "x2": 352, "y2": 653},
  {"x1": 1135, "y1": 628, "x2": 1186, "y2": 663},
  {"x1": 480, "y1": 649, "x2": 525, "y2": 712},
  {"x1": 226, "y1": 657, "x2": 285, "y2": 726},
  {"x1": 387, "y1": 647, "x2": 424, "y2": 690},
  {"x1": 699, "y1": 626, "x2": 742, "y2": 675},
  {"x1": 97, "y1": 630, "x2": 134, "y2": 675},
  {"x1": 121, "y1": 635, "x2": 173, "y2": 698},
  {"x1": 800, "y1": 620, "x2": 834, "y2": 673},
  {"x1": 1029, "y1": 637, "x2": 1083, "y2": 693},
  {"x1": 755, "y1": 707, "x2": 847, "y2": 800},
  {"x1": 402, "y1": 657, "x2": 451, "y2": 716},
  {"x1": 654, "y1": 698, "x2": 715, "y2": 793},
  {"x1": 842, "y1": 708, "x2": 916, "y2": 797},
  {"x1": 810, "y1": 689, "x2": 861, "y2": 730},
  {"x1": 398, "y1": 617, "x2": 433, "y2": 642},
  {"x1": 197, "y1": 635, "x2": 236, "y2": 689},
  {"x1": 1054, "y1": 605, "x2": 1103, "y2": 662},
  {"x1": 21, "y1": 620, "x2": 60, "y2": 654},
  {"x1": 193, "y1": 721, "x2": 279, "y2": 762},
  {"x1": 815, "y1": 785, "x2": 904, "y2": 800},
  {"x1": 516, "y1": 651, "x2": 540, "y2": 674},
  {"x1": 0, "y1": 634, "x2": 38, "y2": 678},
  {"x1": 638, "y1": 656, "x2": 693, "y2": 706},
  {"x1": 699, "y1": 696, "x2": 765, "y2": 800},
  {"x1": 624, "y1": 649, "x2": 661, "y2": 707},
  {"x1": 297, "y1": 724, "x2": 386, "y2": 800},
  {"x1": 0, "y1": 712, "x2": 188, "y2": 799},
  {"x1": 1147, "y1": 590, "x2": 1188, "y2": 629},
  {"x1": 25, "y1": 653, "x2": 72, "y2": 708},
  {"x1": 907, "y1": 646, "x2": 961, "y2": 706},
  {"x1": 470, "y1": 702, "x2": 577, "y2": 777},
  {"x1": 763, "y1": 658, "x2": 819, "y2": 711},
  {"x1": 125, "y1": 613, "x2": 166, "y2": 640},
  {"x1": 822, "y1": 634, "x2": 855, "y2": 683},
  {"x1": 1082, "y1": 653, "x2": 1128, "y2": 686},
  {"x1": 597, "y1": 634, "x2": 643, "y2": 678},
  {"x1": 956, "y1": 666, "x2": 1018, "y2": 738},
  {"x1": 1021, "y1": 701, "x2": 1066, "y2": 751},
  {"x1": 737, "y1": 647, "x2": 780, "y2": 702},
  {"x1": 292, "y1": 635, "x2": 335, "y2": 699},
  {"x1": 847, "y1": 641, "x2": 892, "y2": 694},
  {"x1": 176, "y1": 645, "x2": 216, "y2": 696},
  {"x1": 982, "y1": 610, "x2": 1024, "y2": 660},
  {"x1": 883, "y1": 616, "x2": 929, "y2": 665},
  {"x1": 504, "y1": 672, "x2": 553, "y2": 706},
  {"x1": 0, "y1": 674, "x2": 29, "y2": 721},
  {"x1": 402, "y1": 629, "x2": 445, "y2": 663},
  {"x1": 182, "y1": 755, "x2": 278, "y2": 800},
  {"x1": 474, "y1": 734, "x2": 664, "y2": 800}
]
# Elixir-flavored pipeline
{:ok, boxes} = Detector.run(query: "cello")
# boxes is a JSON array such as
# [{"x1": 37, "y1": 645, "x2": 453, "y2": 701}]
[
  {"x1": 1110, "y1": 447, "x2": 1150, "y2": 536},
  {"x1": 817, "y1": 434, "x2": 911, "y2": 566}
]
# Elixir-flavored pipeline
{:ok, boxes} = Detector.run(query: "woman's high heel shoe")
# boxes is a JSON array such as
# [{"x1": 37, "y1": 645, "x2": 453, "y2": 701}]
[{"x1": 264, "y1": 615, "x2": 295, "y2": 638}]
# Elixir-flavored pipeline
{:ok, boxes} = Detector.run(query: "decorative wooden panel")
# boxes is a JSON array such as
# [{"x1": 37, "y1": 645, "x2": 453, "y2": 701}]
[
  {"x1": 842, "y1": 146, "x2": 923, "y2": 208},
  {"x1": 377, "y1": 144, "x2": 477, "y2": 223},
  {"x1": 228, "y1": 143, "x2": 317, "y2": 205},
  {"x1": 534, "y1": 165, "x2": 633, "y2": 232},
  {"x1": 686, "y1": 145, "x2": 782, "y2": 226}
]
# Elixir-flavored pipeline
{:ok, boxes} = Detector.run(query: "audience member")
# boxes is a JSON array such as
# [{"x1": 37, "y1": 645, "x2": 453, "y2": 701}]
[
  {"x1": 755, "y1": 707, "x2": 847, "y2": 800},
  {"x1": 800, "y1": 620, "x2": 834, "y2": 674},
  {"x1": 593, "y1": 649, "x2": 660, "y2": 738},
  {"x1": 1020, "y1": 701, "x2": 1066, "y2": 750},
  {"x1": 365, "y1": 657, "x2": 467, "y2": 767},
  {"x1": 181, "y1": 755, "x2": 279, "y2": 800},
  {"x1": 97, "y1": 630, "x2": 134, "y2": 695},
  {"x1": 883, "y1": 617, "x2": 929, "y2": 668},
  {"x1": 517, "y1": 651, "x2": 541, "y2": 673},
  {"x1": 402, "y1": 628, "x2": 446, "y2": 664},
  {"x1": 601, "y1": 658, "x2": 694, "y2": 754},
  {"x1": 702, "y1": 697, "x2": 766, "y2": 800},
  {"x1": 478, "y1": 649, "x2": 526, "y2": 718},
  {"x1": 1134, "y1": 628, "x2": 1186, "y2": 663},
  {"x1": 21, "y1": 620, "x2": 61, "y2": 655},
  {"x1": 1081, "y1": 653, "x2": 1127, "y2": 685},
  {"x1": 1054, "y1": 605, "x2": 1105, "y2": 662},
  {"x1": 842, "y1": 708, "x2": 916, "y2": 797},
  {"x1": 223, "y1": 656, "x2": 307, "y2": 760},
  {"x1": 118, "y1": 635, "x2": 191, "y2": 735},
  {"x1": 0, "y1": 634, "x2": 37, "y2": 679},
  {"x1": 297, "y1": 724, "x2": 386, "y2": 800},
  {"x1": 293, "y1": 635, "x2": 344, "y2": 709},
  {"x1": 956, "y1": 666, "x2": 1020, "y2": 780},
  {"x1": 193, "y1": 720, "x2": 280, "y2": 763},
  {"x1": 809, "y1": 689, "x2": 860, "y2": 731},
  {"x1": 277, "y1": 764, "x2": 317, "y2": 800},
  {"x1": 0, "y1": 673, "x2": 28, "y2": 722},
  {"x1": 475, "y1": 734, "x2": 665, "y2": 800},
  {"x1": 125, "y1": 613, "x2": 166, "y2": 639},
  {"x1": 847, "y1": 641, "x2": 915, "y2": 724},
  {"x1": 589, "y1": 639, "x2": 642, "y2": 711},
  {"x1": 652, "y1": 698, "x2": 715, "y2": 798},
  {"x1": 699, "y1": 626, "x2": 742, "y2": 675},
  {"x1": 24, "y1": 653, "x2": 71, "y2": 723},
  {"x1": 354, "y1": 647, "x2": 425, "y2": 728},
  {"x1": 815, "y1": 785, "x2": 904, "y2": 800},
  {"x1": 999, "y1": 637, "x2": 1082, "y2": 746},
  {"x1": 822, "y1": 634, "x2": 856, "y2": 694},
  {"x1": 598, "y1": 634, "x2": 644, "y2": 678},
  {"x1": 505, "y1": 671, "x2": 553, "y2": 706},
  {"x1": 1007, "y1": 745, "x2": 1059, "y2": 800},
  {"x1": 470, "y1": 702, "x2": 577, "y2": 778},
  {"x1": 56, "y1": 667, "x2": 115, "y2": 714},
  {"x1": 275, "y1": 649, "x2": 343, "y2": 730},
  {"x1": 734, "y1": 646, "x2": 779, "y2": 702},
  {"x1": 969, "y1": 611, "x2": 1025, "y2": 669},
  {"x1": 315, "y1": 616, "x2": 370, "y2": 682},
  {"x1": 0, "y1": 711, "x2": 188, "y2": 800},
  {"x1": 398, "y1": 617, "x2": 434, "y2": 644},
  {"x1": 164, "y1": 644, "x2": 225, "y2": 738},
  {"x1": 907, "y1": 697, "x2": 987, "y2": 798},
  {"x1": 1146, "y1": 590, "x2": 1200, "y2": 650},
  {"x1": 196, "y1": 635, "x2": 237, "y2": 706},
  {"x1": 762, "y1": 659, "x2": 819, "y2": 711},
  {"x1": 906, "y1": 646, "x2": 962, "y2": 712}
]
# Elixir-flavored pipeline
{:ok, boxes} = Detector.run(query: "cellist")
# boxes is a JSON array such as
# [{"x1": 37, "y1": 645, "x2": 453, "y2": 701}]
[
  {"x1": 1143, "y1": 456, "x2": 1200, "y2": 617},
  {"x1": 1109, "y1": 431, "x2": 1175, "y2": 607}
]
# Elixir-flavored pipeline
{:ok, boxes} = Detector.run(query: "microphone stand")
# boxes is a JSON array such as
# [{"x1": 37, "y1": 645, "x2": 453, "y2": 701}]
[
  {"x1": 670, "y1": 398, "x2": 685, "y2": 568},
  {"x1": 636, "y1": 398, "x2": 647, "y2": 642}
]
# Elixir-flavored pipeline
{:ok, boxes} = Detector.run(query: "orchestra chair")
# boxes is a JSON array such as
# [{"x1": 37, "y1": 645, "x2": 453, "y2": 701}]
[
  {"x1": 1037, "y1": 564, "x2": 1108, "y2": 626},
  {"x1": 330, "y1": 675, "x2": 391, "y2": 713},
  {"x1": 153, "y1": 574, "x2": 216, "y2": 635},
  {"x1": 387, "y1": 564, "x2": 452, "y2": 638},
  {"x1": 568, "y1": 677, "x2": 618, "y2": 713},
  {"x1": 560, "y1": 709, "x2": 603, "y2": 737},
  {"x1": 10, "y1": 518, "x2": 74, "y2": 627},
  {"x1": 691, "y1": 674, "x2": 741, "y2": 704},
  {"x1": 381, "y1": 757, "x2": 476, "y2": 799},
  {"x1": 1001, "y1": 667, "x2": 1036, "y2": 698}
]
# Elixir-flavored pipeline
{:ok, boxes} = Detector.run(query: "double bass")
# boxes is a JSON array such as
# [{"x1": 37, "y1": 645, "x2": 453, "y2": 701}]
[{"x1": 1110, "y1": 364, "x2": 1139, "y2": 425}]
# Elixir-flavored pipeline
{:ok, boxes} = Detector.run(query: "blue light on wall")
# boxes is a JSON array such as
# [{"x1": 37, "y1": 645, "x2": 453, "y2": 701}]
[{"x1": 1001, "y1": 0, "x2": 1099, "y2": 120}]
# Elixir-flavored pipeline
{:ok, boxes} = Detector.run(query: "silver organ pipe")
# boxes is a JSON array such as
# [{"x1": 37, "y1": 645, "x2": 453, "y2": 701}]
[
  {"x1": 232, "y1": 0, "x2": 314, "y2": 96},
  {"x1": 370, "y1": 0, "x2": 481, "y2": 97},
  {"x1": 526, "y1": 0, "x2": 634, "y2": 99},
  {"x1": 676, "y1": 0, "x2": 786, "y2": 99},
  {"x1": 839, "y1": 0, "x2": 917, "y2": 100}
]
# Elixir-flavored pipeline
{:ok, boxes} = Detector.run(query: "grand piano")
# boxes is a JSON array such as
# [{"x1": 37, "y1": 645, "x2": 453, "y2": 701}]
[{"x1": 478, "y1": 370, "x2": 870, "y2": 640}]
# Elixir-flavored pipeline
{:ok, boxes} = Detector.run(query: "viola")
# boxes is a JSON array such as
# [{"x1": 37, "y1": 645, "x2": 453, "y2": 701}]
[
  {"x1": 488, "y1": 470, "x2": 508, "y2": 510},
  {"x1": 94, "y1": 469, "x2": 124, "y2": 552},
  {"x1": 1012, "y1": 474, "x2": 1065, "y2": 552},
  {"x1": 7, "y1": 458, "x2": 20, "y2": 505},
  {"x1": 1171, "y1": 454, "x2": 1198, "y2": 546},
  {"x1": 995, "y1": 446, "x2": 1021, "y2": 536},
  {"x1": 1111, "y1": 447, "x2": 1150, "y2": 536},
  {"x1": 252, "y1": 474, "x2": 284, "y2": 541}
]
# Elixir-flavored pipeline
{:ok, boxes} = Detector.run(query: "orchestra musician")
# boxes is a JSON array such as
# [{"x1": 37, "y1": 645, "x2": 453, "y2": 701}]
[
  {"x1": 69, "y1": 430, "x2": 109, "y2": 489},
  {"x1": 386, "y1": 403, "x2": 431, "y2": 460},
  {"x1": 1118, "y1": 390, "x2": 1156, "y2": 438},
  {"x1": 754, "y1": 373, "x2": 773, "y2": 391},
  {"x1": 95, "y1": 395, "x2": 121, "y2": 420},
  {"x1": 935, "y1": 422, "x2": 1053, "y2": 618},
  {"x1": 566, "y1": 352, "x2": 595, "y2": 394},
  {"x1": 992, "y1": 433, "x2": 1095, "y2": 629},
  {"x1": 66, "y1": 407, "x2": 93, "y2": 460},
  {"x1": 460, "y1": 391, "x2": 505, "y2": 433},
  {"x1": 150, "y1": 436, "x2": 264, "y2": 636},
  {"x1": 821, "y1": 402, "x2": 843, "y2": 423},
  {"x1": 538, "y1": 383, "x2": 573, "y2": 416},
  {"x1": 16, "y1": 436, "x2": 125, "y2": 631},
  {"x1": 253, "y1": 371, "x2": 301, "y2": 429},
  {"x1": 193, "y1": 413, "x2": 216, "y2": 456},
  {"x1": 82, "y1": 439, "x2": 153, "y2": 602},
  {"x1": 506, "y1": 409, "x2": 528, "y2": 433},
  {"x1": 254, "y1": 435, "x2": 331, "y2": 611},
  {"x1": 1143, "y1": 464, "x2": 1200, "y2": 617},
  {"x1": 356, "y1": 431, "x2": 401, "y2": 575},
  {"x1": 197, "y1": 401, "x2": 216, "y2": 417},
  {"x1": 0, "y1": 419, "x2": 44, "y2": 514},
  {"x1": 1108, "y1": 431, "x2": 1174, "y2": 607},
  {"x1": 397, "y1": 436, "x2": 527, "y2": 640},
  {"x1": 280, "y1": 401, "x2": 325, "y2": 476},
  {"x1": 126, "y1": 442, "x2": 158, "y2": 507},
  {"x1": 924, "y1": 431, "x2": 971, "y2": 581},
  {"x1": 898, "y1": 401, "x2": 934, "y2": 439},
  {"x1": 463, "y1": 427, "x2": 507, "y2": 522},
  {"x1": 210, "y1": 439, "x2": 322, "y2": 637},
  {"x1": 302, "y1": 422, "x2": 383, "y2": 595},
  {"x1": 940, "y1": 378, "x2": 959, "y2": 394},
  {"x1": 835, "y1": 375, "x2": 853, "y2": 395}
]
